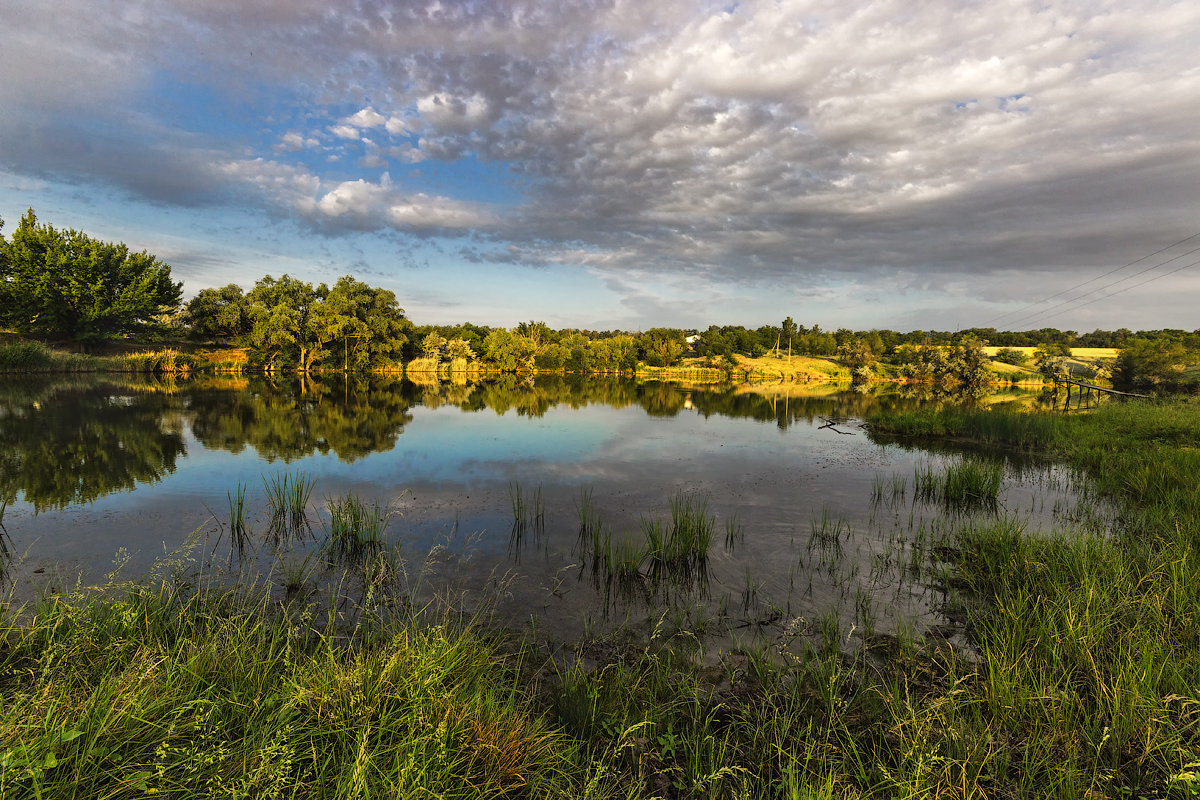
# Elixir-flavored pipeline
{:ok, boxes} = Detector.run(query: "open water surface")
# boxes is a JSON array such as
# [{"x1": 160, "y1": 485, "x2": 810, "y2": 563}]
[{"x1": 0, "y1": 373, "x2": 1104, "y2": 648}]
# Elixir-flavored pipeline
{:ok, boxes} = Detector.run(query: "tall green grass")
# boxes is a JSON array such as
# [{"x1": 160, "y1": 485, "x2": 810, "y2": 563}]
[
  {"x1": 0, "y1": 341, "x2": 94, "y2": 372},
  {"x1": 263, "y1": 470, "x2": 315, "y2": 540},
  {"x1": 866, "y1": 397, "x2": 1200, "y2": 796},
  {"x1": 0, "y1": 578, "x2": 578, "y2": 798}
]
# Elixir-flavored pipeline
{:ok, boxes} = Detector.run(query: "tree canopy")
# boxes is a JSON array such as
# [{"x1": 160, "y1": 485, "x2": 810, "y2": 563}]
[{"x1": 0, "y1": 209, "x2": 182, "y2": 343}]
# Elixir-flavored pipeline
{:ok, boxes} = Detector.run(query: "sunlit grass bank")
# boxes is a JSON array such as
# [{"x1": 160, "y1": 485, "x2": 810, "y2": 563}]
[{"x1": 0, "y1": 582, "x2": 576, "y2": 798}]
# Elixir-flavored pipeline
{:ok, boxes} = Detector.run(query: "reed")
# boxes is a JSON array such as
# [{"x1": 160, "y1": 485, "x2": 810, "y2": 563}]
[
  {"x1": 508, "y1": 481, "x2": 545, "y2": 541},
  {"x1": 263, "y1": 470, "x2": 315, "y2": 539},
  {"x1": 325, "y1": 493, "x2": 390, "y2": 560},
  {"x1": 226, "y1": 482, "x2": 250, "y2": 549}
]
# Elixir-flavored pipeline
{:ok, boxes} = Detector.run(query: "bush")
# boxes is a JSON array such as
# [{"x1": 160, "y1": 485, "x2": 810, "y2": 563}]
[
  {"x1": 993, "y1": 347, "x2": 1029, "y2": 366},
  {"x1": 0, "y1": 341, "x2": 51, "y2": 371}
]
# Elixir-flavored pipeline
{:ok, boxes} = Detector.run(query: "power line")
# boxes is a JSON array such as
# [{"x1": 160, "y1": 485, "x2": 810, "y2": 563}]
[
  {"x1": 996, "y1": 243, "x2": 1200, "y2": 331},
  {"x1": 1016, "y1": 254, "x2": 1200, "y2": 326},
  {"x1": 980, "y1": 230, "x2": 1200, "y2": 330}
]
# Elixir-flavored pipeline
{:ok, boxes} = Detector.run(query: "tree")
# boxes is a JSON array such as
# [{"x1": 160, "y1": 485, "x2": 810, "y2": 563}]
[
  {"x1": 781, "y1": 316, "x2": 797, "y2": 359},
  {"x1": 946, "y1": 336, "x2": 990, "y2": 389},
  {"x1": 837, "y1": 337, "x2": 877, "y2": 379},
  {"x1": 1113, "y1": 339, "x2": 1195, "y2": 391},
  {"x1": 245, "y1": 275, "x2": 322, "y2": 372},
  {"x1": 323, "y1": 276, "x2": 409, "y2": 369},
  {"x1": 0, "y1": 209, "x2": 182, "y2": 344},
  {"x1": 183, "y1": 284, "x2": 251, "y2": 340},
  {"x1": 993, "y1": 347, "x2": 1029, "y2": 366},
  {"x1": 638, "y1": 328, "x2": 686, "y2": 367}
]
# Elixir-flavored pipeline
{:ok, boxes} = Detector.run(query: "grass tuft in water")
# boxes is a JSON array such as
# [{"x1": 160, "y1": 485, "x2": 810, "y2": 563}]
[
  {"x1": 324, "y1": 493, "x2": 391, "y2": 561},
  {"x1": 914, "y1": 458, "x2": 1003, "y2": 510},
  {"x1": 509, "y1": 481, "x2": 545, "y2": 555},
  {"x1": 263, "y1": 471, "x2": 316, "y2": 540},
  {"x1": 226, "y1": 482, "x2": 251, "y2": 550}
]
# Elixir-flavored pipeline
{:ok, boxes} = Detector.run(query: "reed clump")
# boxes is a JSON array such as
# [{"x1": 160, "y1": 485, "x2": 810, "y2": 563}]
[{"x1": 263, "y1": 470, "x2": 316, "y2": 540}]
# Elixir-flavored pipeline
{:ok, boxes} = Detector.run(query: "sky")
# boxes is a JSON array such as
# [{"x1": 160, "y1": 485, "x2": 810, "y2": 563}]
[{"x1": 2, "y1": 0, "x2": 1199, "y2": 333}]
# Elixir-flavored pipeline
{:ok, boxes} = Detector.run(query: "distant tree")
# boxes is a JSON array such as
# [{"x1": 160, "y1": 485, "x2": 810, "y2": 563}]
[
  {"x1": 1034, "y1": 343, "x2": 1072, "y2": 383},
  {"x1": 946, "y1": 336, "x2": 991, "y2": 389},
  {"x1": 1113, "y1": 339, "x2": 1196, "y2": 391},
  {"x1": 443, "y1": 337, "x2": 475, "y2": 362},
  {"x1": 184, "y1": 284, "x2": 251, "y2": 340},
  {"x1": 245, "y1": 275, "x2": 322, "y2": 372},
  {"x1": 482, "y1": 328, "x2": 536, "y2": 372},
  {"x1": 638, "y1": 328, "x2": 686, "y2": 367},
  {"x1": 0, "y1": 209, "x2": 182, "y2": 344},
  {"x1": 837, "y1": 337, "x2": 877, "y2": 374},
  {"x1": 323, "y1": 276, "x2": 409, "y2": 369},
  {"x1": 781, "y1": 316, "x2": 797, "y2": 358},
  {"x1": 421, "y1": 331, "x2": 447, "y2": 362}
]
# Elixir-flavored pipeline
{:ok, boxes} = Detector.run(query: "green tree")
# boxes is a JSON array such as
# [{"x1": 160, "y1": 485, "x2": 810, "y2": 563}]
[
  {"x1": 245, "y1": 275, "x2": 322, "y2": 372},
  {"x1": 946, "y1": 336, "x2": 991, "y2": 389},
  {"x1": 781, "y1": 316, "x2": 797, "y2": 358},
  {"x1": 0, "y1": 209, "x2": 182, "y2": 344},
  {"x1": 837, "y1": 337, "x2": 877, "y2": 380},
  {"x1": 324, "y1": 276, "x2": 409, "y2": 370},
  {"x1": 183, "y1": 284, "x2": 251, "y2": 340},
  {"x1": 993, "y1": 347, "x2": 1029, "y2": 366},
  {"x1": 638, "y1": 328, "x2": 686, "y2": 367},
  {"x1": 1113, "y1": 339, "x2": 1195, "y2": 391},
  {"x1": 421, "y1": 331, "x2": 448, "y2": 362}
]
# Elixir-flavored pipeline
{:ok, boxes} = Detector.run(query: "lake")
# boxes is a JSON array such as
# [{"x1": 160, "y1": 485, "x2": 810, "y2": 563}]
[{"x1": 0, "y1": 373, "x2": 1098, "y2": 649}]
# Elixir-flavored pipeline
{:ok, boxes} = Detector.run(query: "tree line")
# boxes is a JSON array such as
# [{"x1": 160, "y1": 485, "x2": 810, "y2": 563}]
[{"x1": 3, "y1": 209, "x2": 1198, "y2": 389}]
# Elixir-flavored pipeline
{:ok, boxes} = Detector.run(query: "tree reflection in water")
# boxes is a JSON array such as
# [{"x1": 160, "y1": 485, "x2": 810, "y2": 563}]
[
  {"x1": 0, "y1": 376, "x2": 187, "y2": 511},
  {"x1": 2, "y1": 372, "x2": 1040, "y2": 510}
]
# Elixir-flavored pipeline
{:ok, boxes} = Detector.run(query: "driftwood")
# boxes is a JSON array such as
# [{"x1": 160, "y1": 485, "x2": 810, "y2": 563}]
[{"x1": 818, "y1": 416, "x2": 857, "y2": 435}]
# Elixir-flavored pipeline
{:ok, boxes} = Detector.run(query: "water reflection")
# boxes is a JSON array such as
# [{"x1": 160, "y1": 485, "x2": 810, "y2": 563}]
[
  {"x1": 0, "y1": 376, "x2": 186, "y2": 511},
  {"x1": 1, "y1": 373, "x2": 1051, "y2": 512},
  {"x1": 188, "y1": 374, "x2": 414, "y2": 463}
]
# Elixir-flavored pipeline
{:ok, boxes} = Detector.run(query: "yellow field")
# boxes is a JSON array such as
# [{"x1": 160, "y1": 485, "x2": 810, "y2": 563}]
[{"x1": 982, "y1": 346, "x2": 1118, "y2": 359}]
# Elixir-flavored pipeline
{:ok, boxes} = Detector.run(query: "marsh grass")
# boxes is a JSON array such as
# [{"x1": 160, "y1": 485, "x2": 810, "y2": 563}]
[
  {"x1": 913, "y1": 457, "x2": 1003, "y2": 511},
  {"x1": 226, "y1": 482, "x2": 250, "y2": 550},
  {"x1": 109, "y1": 348, "x2": 195, "y2": 374},
  {"x1": 324, "y1": 493, "x2": 391, "y2": 561},
  {"x1": 865, "y1": 397, "x2": 1200, "y2": 796},
  {"x1": 508, "y1": 481, "x2": 545, "y2": 558},
  {"x1": 263, "y1": 470, "x2": 316, "y2": 540},
  {"x1": 0, "y1": 571, "x2": 578, "y2": 799}
]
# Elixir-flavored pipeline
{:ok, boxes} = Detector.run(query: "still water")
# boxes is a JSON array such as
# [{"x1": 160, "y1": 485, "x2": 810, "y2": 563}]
[{"x1": 0, "y1": 373, "x2": 1092, "y2": 646}]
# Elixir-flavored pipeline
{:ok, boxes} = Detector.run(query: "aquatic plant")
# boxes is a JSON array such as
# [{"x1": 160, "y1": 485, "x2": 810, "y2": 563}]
[
  {"x1": 263, "y1": 470, "x2": 315, "y2": 540},
  {"x1": 226, "y1": 482, "x2": 250, "y2": 550},
  {"x1": 913, "y1": 457, "x2": 1003, "y2": 510},
  {"x1": 508, "y1": 480, "x2": 545, "y2": 547},
  {"x1": 324, "y1": 492, "x2": 390, "y2": 560}
]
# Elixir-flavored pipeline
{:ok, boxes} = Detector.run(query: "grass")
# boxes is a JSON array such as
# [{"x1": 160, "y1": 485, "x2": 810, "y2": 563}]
[
  {"x1": 324, "y1": 492, "x2": 391, "y2": 558},
  {"x1": 0, "y1": 341, "x2": 94, "y2": 372},
  {"x1": 263, "y1": 470, "x2": 316, "y2": 540},
  {"x1": 0, "y1": 577, "x2": 577, "y2": 798},
  {"x1": 866, "y1": 397, "x2": 1200, "y2": 796},
  {"x1": 225, "y1": 482, "x2": 250, "y2": 552},
  {"x1": 912, "y1": 457, "x2": 1004, "y2": 510}
]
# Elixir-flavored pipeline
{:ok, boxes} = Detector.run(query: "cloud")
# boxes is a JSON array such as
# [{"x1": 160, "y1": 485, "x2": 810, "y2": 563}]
[{"x1": 3, "y1": 0, "x2": 1200, "y2": 328}]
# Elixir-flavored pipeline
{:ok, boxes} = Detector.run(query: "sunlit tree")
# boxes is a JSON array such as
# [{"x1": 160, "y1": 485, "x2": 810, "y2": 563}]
[{"x1": 0, "y1": 209, "x2": 182, "y2": 344}]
